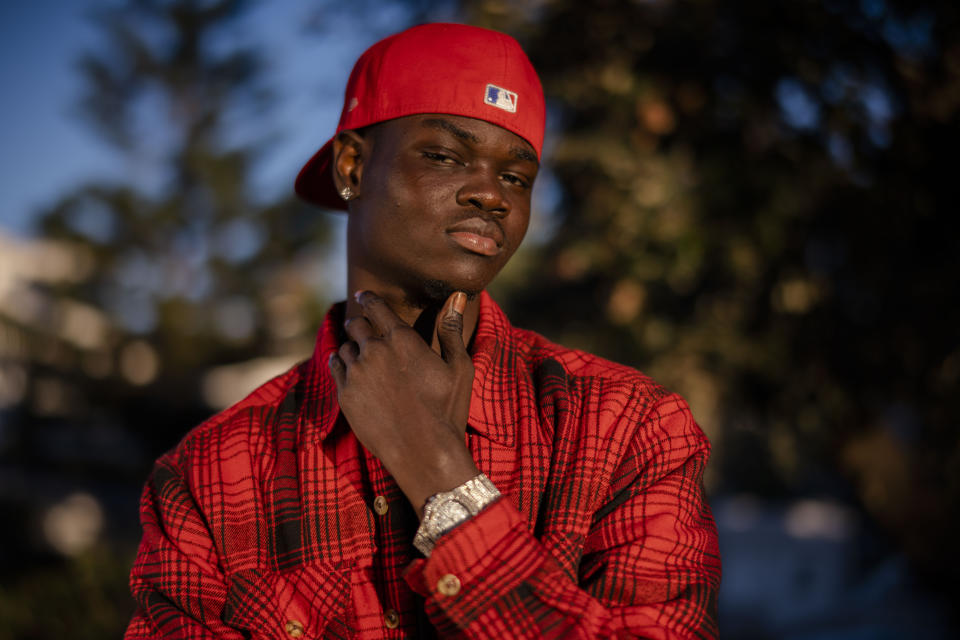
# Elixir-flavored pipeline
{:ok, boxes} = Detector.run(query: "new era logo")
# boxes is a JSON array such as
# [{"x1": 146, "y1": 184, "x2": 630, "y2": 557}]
[{"x1": 484, "y1": 84, "x2": 518, "y2": 113}]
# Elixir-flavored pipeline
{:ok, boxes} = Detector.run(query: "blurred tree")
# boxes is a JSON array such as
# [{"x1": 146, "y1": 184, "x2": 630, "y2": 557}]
[
  {"x1": 0, "y1": 543, "x2": 134, "y2": 640},
  {"x1": 25, "y1": 0, "x2": 334, "y2": 457},
  {"x1": 1, "y1": 0, "x2": 336, "y2": 634},
  {"x1": 469, "y1": 0, "x2": 960, "y2": 601}
]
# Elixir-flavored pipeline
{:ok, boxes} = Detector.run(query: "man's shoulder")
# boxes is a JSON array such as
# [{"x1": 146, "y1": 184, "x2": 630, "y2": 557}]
[
  {"x1": 510, "y1": 325, "x2": 663, "y2": 394},
  {"x1": 164, "y1": 359, "x2": 306, "y2": 465},
  {"x1": 507, "y1": 325, "x2": 703, "y2": 451}
]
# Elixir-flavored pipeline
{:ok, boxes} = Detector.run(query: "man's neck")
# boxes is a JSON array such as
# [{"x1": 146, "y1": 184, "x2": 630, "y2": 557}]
[{"x1": 344, "y1": 277, "x2": 481, "y2": 356}]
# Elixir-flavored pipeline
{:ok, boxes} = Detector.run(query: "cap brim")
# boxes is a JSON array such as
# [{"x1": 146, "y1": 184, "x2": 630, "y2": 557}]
[{"x1": 294, "y1": 138, "x2": 348, "y2": 211}]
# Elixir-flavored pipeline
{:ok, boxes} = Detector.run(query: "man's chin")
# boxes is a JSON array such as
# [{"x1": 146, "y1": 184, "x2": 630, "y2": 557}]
[{"x1": 405, "y1": 279, "x2": 481, "y2": 309}]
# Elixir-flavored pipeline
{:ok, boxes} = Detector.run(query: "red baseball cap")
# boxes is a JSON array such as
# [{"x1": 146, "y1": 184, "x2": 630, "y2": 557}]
[{"x1": 294, "y1": 23, "x2": 545, "y2": 210}]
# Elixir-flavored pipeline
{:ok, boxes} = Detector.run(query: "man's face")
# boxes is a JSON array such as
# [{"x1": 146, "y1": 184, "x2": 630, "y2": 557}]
[{"x1": 343, "y1": 114, "x2": 539, "y2": 306}]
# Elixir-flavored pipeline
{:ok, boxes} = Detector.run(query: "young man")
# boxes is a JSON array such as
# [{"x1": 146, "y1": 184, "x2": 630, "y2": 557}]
[{"x1": 126, "y1": 23, "x2": 721, "y2": 639}]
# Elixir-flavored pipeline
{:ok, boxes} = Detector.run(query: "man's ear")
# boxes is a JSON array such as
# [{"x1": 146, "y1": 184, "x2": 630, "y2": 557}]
[{"x1": 332, "y1": 130, "x2": 367, "y2": 199}]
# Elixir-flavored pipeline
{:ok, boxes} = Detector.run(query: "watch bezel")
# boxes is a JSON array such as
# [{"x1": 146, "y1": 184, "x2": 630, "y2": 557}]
[{"x1": 413, "y1": 474, "x2": 501, "y2": 556}]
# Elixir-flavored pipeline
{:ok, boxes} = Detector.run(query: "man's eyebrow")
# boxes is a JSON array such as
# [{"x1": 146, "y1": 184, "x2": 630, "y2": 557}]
[
  {"x1": 510, "y1": 147, "x2": 539, "y2": 165},
  {"x1": 422, "y1": 118, "x2": 480, "y2": 144},
  {"x1": 422, "y1": 117, "x2": 539, "y2": 165}
]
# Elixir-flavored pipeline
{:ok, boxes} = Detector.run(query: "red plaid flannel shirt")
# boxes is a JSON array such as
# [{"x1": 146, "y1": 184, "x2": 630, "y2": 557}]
[{"x1": 126, "y1": 292, "x2": 720, "y2": 639}]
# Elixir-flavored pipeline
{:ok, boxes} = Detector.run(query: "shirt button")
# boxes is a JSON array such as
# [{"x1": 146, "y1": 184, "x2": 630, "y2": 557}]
[
  {"x1": 383, "y1": 608, "x2": 400, "y2": 629},
  {"x1": 284, "y1": 620, "x2": 305, "y2": 638},
  {"x1": 437, "y1": 573, "x2": 461, "y2": 596},
  {"x1": 373, "y1": 495, "x2": 389, "y2": 515}
]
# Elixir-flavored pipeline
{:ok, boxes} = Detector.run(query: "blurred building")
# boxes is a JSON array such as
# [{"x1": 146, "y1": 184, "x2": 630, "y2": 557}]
[
  {"x1": 0, "y1": 229, "x2": 304, "y2": 572},
  {"x1": 715, "y1": 495, "x2": 955, "y2": 639},
  {"x1": 0, "y1": 230, "x2": 130, "y2": 567},
  {"x1": 1, "y1": 231, "x2": 106, "y2": 414}
]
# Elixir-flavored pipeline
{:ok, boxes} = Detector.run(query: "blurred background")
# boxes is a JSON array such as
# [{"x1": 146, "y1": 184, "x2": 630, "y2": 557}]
[{"x1": 0, "y1": 0, "x2": 957, "y2": 637}]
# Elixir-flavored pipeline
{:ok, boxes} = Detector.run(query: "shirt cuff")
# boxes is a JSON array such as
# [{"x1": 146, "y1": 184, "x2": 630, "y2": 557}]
[{"x1": 403, "y1": 498, "x2": 546, "y2": 627}]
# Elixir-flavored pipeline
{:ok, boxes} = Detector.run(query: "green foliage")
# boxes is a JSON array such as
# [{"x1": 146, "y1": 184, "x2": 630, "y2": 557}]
[
  {"x1": 475, "y1": 0, "x2": 959, "y2": 591},
  {"x1": 0, "y1": 545, "x2": 136, "y2": 640},
  {"x1": 6, "y1": 1, "x2": 340, "y2": 628},
  {"x1": 32, "y1": 0, "x2": 333, "y2": 450}
]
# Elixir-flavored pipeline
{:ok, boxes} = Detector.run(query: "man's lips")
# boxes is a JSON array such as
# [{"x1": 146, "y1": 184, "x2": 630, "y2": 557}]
[{"x1": 446, "y1": 218, "x2": 504, "y2": 257}]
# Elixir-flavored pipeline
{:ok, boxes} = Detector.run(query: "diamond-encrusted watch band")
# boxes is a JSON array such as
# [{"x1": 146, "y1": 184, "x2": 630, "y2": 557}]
[{"x1": 413, "y1": 473, "x2": 501, "y2": 556}]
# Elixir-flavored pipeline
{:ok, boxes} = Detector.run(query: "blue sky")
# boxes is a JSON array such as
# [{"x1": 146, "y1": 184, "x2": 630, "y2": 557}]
[
  {"x1": 0, "y1": 0, "x2": 117, "y2": 236},
  {"x1": 0, "y1": 1, "x2": 427, "y2": 238}
]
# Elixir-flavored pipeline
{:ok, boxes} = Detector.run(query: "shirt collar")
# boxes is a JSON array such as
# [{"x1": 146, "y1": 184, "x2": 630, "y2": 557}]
[
  {"x1": 298, "y1": 301, "x2": 345, "y2": 445},
  {"x1": 300, "y1": 291, "x2": 519, "y2": 447},
  {"x1": 466, "y1": 290, "x2": 520, "y2": 446}
]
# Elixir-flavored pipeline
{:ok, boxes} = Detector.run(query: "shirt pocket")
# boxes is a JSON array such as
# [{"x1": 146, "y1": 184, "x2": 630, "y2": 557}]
[{"x1": 223, "y1": 560, "x2": 353, "y2": 639}]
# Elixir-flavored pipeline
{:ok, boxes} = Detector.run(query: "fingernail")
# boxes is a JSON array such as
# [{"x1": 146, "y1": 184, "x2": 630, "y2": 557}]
[
  {"x1": 451, "y1": 291, "x2": 467, "y2": 315},
  {"x1": 353, "y1": 290, "x2": 364, "y2": 302}
]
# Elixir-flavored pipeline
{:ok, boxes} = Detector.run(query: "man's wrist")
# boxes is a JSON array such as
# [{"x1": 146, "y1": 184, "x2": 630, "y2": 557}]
[{"x1": 379, "y1": 426, "x2": 479, "y2": 513}]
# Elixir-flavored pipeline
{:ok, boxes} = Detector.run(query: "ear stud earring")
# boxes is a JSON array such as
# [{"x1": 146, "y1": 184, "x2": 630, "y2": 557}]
[{"x1": 339, "y1": 186, "x2": 355, "y2": 201}]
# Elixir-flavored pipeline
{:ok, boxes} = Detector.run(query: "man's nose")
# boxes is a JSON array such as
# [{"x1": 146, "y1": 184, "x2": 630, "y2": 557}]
[{"x1": 456, "y1": 168, "x2": 509, "y2": 216}]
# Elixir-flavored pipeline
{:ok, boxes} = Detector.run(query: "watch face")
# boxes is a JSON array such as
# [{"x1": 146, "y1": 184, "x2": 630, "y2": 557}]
[{"x1": 434, "y1": 500, "x2": 471, "y2": 535}]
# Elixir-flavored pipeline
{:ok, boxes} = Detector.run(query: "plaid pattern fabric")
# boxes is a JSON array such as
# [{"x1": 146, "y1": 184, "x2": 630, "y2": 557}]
[{"x1": 126, "y1": 292, "x2": 721, "y2": 639}]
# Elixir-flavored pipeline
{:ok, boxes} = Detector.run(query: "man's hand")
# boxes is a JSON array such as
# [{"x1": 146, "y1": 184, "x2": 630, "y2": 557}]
[{"x1": 328, "y1": 290, "x2": 481, "y2": 515}]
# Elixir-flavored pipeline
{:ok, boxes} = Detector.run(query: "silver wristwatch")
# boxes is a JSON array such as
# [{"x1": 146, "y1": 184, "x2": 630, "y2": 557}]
[{"x1": 413, "y1": 474, "x2": 501, "y2": 556}]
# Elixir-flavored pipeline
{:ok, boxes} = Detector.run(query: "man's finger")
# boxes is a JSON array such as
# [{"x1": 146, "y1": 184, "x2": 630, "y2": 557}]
[
  {"x1": 436, "y1": 291, "x2": 468, "y2": 365},
  {"x1": 328, "y1": 353, "x2": 347, "y2": 387},
  {"x1": 339, "y1": 340, "x2": 360, "y2": 364},
  {"x1": 344, "y1": 315, "x2": 376, "y2": 344},
  {"x1": 355, "y1": 290, "x2": 406, "y2": 335}
]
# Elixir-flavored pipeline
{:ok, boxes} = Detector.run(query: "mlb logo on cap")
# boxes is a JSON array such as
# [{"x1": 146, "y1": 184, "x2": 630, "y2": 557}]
[{"x1": 485, "y1": 84, "x2": 518, "y2": 113}]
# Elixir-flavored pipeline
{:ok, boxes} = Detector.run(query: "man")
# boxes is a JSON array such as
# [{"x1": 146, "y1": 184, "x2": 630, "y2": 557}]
[{"x1": 126, "y1": 23, "x2": 721, "y2": 639}]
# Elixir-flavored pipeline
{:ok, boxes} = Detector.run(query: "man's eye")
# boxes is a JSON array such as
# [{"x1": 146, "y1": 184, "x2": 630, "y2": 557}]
[
  {"x1": 501, "y1": 173, "x2": 529, "y2": 188},
  {"x1": 423, "y1": 151, "x2": 455, "y2": 163}
]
